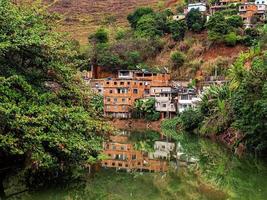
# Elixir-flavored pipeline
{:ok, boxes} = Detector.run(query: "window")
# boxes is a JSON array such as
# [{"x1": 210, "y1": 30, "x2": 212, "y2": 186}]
[
  {"x1": 118, "y1": 163, "x2": 122, "y2": 167},
  {"x1": 132, "y1": 155, "x2": 137, "y2": 160},
  {"x1": 106, "y1": 82, "x2": 109, "y2": 84},
  {"x1": 112, "y1": 145, "x2": 116, "y2": 150},
  {"x1": 122, "y1": 98, "x2": 126, "y2": 102},
  {"x1": 114, "y1": 98, "x2": 118, "y2": 102},
  {"x1": 122, "y1": 106, "x2": 126, "y2": 110},
  {"x1": 114, "y1": 82, "x2": 117, "y2": 85},
  {"x1": 112, "y1": 162, "x2": 115, "y2": 166},
  {"x1": 140, "y1": 82, "x2": 143, "y2": 86},
  {"x1": 127, "y1": 82, "x2": 130, "y2": 85},
  {"x1": 133, "y1": 89, "x2": 138, "y2": 94},
  {"x1": 107, "y1": 98, "x2": 111, "y2": 102},
  {"x1": 120, "y1": 82, "x2": 124, "y2": 85},
  {"x1": 181, "y1": 95, "x2": 188, "y2": 100},
  {"x1": 109, "y1": 89, "x2": 113, "y2": 94},
  {"x1": 144, "y1": 89, "x2": 150, "y2": 95},
  {"x1": 121, "y1": 146, "x2": 125, "y2": 150},
  {"x1": 163, "y1": 104, "x2": 167, "y2": 108}
]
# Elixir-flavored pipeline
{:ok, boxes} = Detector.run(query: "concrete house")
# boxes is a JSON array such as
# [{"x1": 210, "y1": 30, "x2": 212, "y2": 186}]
[
  {"x1": 185, "y1": 2, "x2": 208, "y2": 14},
  {"x1": 154, "y1": 88, "x2": 177, "y2": 118},
  {"x1": 176, "y1": 87, "x2": 200, "y2": 113},
  {"x1": 210, "y1": 0, "x2": 248, "y2": 15}
]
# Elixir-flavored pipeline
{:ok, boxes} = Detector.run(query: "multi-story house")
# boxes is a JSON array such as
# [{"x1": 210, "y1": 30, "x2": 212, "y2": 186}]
[
  {"x1": 103, "y1": 70, "x2": 170, "y2": 118},
  {"x1": 154, "y1": 88, "x2": 177, "y2": 118},
  {"x1": 176, "y1": 87, "x2": 200, "y2": 113},
  {"x1": 210, "y1": 0, "x2": 248, "y2": 15},
  {"x1": 102, "y1": 135, "x2": 168, "y2": 172},
  {"x1": 239, "y1": 0, "x2": 267, "y2": 28}
]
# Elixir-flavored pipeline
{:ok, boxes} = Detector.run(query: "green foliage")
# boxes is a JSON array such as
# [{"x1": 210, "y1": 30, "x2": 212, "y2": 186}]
[
  {"x1": 90, "y1": 94, "x2": 104, "y2": 116},
  {"x1": 89, "y1": 28, "x2": 109, "y2": 43},
  {"x1": 186, "y1": 9, "x2": 205, "y2": 33},
  {"x1": 168, "y1": 20, "x2": 187, "y2": 41},
  {"x1": 133, "y1": 98, "x2": 160, "y2": 121},
  {"x1": 0, "y1": 0, "x2": 110, "y2": 183},
  {"x1": 224, "y1": 32, "x2": 237, "y2": 47},
  {"x1": 242, "y1": 28, "x2": 260, "y2": 46},
  {"x1": 135, "y1": 14, "x2": 163, "y2": 38},
  {"x1": 127, "y1": 7, "x2": 154, "y2": 29},
  {"x1": 206, "y1": 13, "x2": 230, "y2": 42},
  {"x1": 171, "y1": 51, "x2": 185, "y2": 69},
  {"x1": 179, "y1": 109, "x2": 203, "y2": 132},
  {"x1": 226, "y1": 15, "x2": 243, "y2": 28}
]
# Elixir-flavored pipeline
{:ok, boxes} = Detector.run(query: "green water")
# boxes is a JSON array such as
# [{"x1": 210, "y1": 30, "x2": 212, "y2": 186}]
[{"x1": 3, "y1": 129, "x2": 267, "y2": 200}]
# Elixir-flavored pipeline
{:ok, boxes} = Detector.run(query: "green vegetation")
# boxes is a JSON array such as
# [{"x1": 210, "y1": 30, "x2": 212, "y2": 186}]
[
  {"x1": 186, "y1": 9, "x2": 205, "y2": 33},
  {"x1": 164, "y1": 31, "x2": 267, "y2": 155},
  {"x1": 0, "y1": 0, "x2": 110, "y2": 194},
  {"x1": 132, "y1": 98, "x2": 160, "y2": 121}
]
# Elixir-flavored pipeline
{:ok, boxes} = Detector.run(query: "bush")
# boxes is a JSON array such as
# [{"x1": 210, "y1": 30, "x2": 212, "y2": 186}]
[
  {"x1": 186, "y1": 9, "x2": 205, "y2": 33},
  {"x1": 127, "y1": 7, "x2": 154, "y2": 29},
  {"x1": 226, "y1": 15, "x2": 243, "y2": 28},
  {"x1": 179, "y1": 109, "x2": 203, "y2": 132},
  {"x1": 90, "y1": 28, "x2": 108, "y2": 43},
  {"x1": 171, "y1": 51, "x2": 185, "y2": 68},
  {"x1": 168, "y1": 20, "x2": 186, "y2": 41},
  {"x1": 224, "y1": 32, "x2": 237, "y2": 46}
]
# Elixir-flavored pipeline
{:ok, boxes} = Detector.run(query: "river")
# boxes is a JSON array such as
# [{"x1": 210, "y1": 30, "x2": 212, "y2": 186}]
[{"x1": 2, "y1": 129, "x2": 267, "y2": 200}]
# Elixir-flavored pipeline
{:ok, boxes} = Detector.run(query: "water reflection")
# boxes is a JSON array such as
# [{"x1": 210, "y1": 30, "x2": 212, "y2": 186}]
[{"x1": 101, "y1": 130, "x2": 198, "y2": 172}]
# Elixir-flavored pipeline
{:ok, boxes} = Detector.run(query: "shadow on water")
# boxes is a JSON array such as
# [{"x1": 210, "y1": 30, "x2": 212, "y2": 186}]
[{"x1": 2, "y1": 129, "x2": 267, "y2": 200}]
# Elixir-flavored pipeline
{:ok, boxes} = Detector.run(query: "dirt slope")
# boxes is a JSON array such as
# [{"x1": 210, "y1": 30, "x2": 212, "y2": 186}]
[{"x1": 43, "y1": 0, "x2": 179, "y2": 44}]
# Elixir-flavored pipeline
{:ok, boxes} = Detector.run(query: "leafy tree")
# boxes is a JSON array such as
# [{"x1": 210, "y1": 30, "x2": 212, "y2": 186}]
[
  {"x1": 186, "y1": 9, "x2": 205, "y2": 33},
  {"x1": 127, "y1": 7, "x2": 154, "y2": 29},
  {"x1": 135, "y1": 14, "x2": 163, "y2": 38},
  {"x1": 133, "y1": 98, "x2": 160, "y2": 121},
  {"x1": 206, "y1": 13, "x2": 230, "y2": 42},
  {"x1": 179, "y1": 109, "x2": 203, "y2": 132},
  {"x1": 226, "y1": 15, "x2": 243, "y2": 28},
  {"x1": 168, "y1": 20, "x2": 186, "y2": 41},
  {"x1": 0, "y1": 0, "x2": 110, "y2": 192},
  {"x1": 89, "y1": 28, "x2": 109, "y2": 43}
]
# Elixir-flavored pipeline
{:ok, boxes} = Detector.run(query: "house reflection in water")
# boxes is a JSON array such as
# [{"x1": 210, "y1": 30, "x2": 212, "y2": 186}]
[{"x1": 101, "y1": 134, "x2": 170, "y2": 172}]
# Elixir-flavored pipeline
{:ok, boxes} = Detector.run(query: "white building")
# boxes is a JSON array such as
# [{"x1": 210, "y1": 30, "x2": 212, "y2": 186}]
[
  {"x1": 185, "y1": 2, "x2": 207, "y2": 14},
  {"x1": 154, "y1": 89, "x2": 177, "y2": 118},
  {"x1": 177, "y1": 88, "x2": 200, "y2": 113}
]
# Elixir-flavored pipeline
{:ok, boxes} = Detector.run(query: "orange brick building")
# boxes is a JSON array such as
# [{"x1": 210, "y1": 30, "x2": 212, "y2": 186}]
[
  {"x1": 103, "y1": 70, "x2": 170, "y2": 118},
  {"x1": 101, "y1": 135, "x2": 168, "y2": 172}
]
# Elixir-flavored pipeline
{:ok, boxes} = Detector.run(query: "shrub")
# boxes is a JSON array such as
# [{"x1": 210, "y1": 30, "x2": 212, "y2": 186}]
[
  {"x1": 168, "y1": 20, "x2": 186, "y2": 41},
  {"x1": 186, "y1": 9, "x2": 205, "y2": 33},
  {"x1": 127, "y1": 7, "x2": 154, "y2": 29},
  {"x1": 90, "y1": 28, "x2": 108, "y2": 43},
  {"x1": 224, "y1": 32, "x2": 237, "y2": 46},
  {"x1": 171, "y1": 51, "x2": 185, "y2": 68},
  {"x1": 179, "y1": 109, "x2": 203, "y2": 132},
  {"x1": 226, "y1": 15, "x2": 243, "y2": 28}
]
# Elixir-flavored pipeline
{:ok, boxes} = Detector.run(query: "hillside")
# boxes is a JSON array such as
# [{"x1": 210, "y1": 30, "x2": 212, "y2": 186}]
[{"x1": 43, "y1": 0, "x2": 180, "y2": 44}]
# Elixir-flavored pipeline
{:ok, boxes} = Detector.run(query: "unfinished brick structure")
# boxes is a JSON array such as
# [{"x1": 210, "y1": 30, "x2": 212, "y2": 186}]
[{"x1": 103, "y1": 70, "x2": 170, "y2": 118}]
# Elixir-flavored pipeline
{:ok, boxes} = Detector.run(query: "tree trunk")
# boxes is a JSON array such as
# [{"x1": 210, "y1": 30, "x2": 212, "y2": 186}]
[{"x1": 0, "y1": 176, "x2": 6, "y2": 200}]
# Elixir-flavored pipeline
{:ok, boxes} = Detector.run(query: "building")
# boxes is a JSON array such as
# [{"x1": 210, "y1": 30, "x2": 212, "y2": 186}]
[
  {"x1": 210, "y1": 0, "x2": 248, "y2": 15},
  {"x1": 185, "y1": 2, "x2": 208, "y2": 14},
  {"x1": 154, "y1": 88, "x2": 177, "y2": 118},
  {"x1": 101, "y1": 135, "x2": 168, "y2": 172},
  {"x1": 103, "y1": 70, "x2": 170, "y2": 118},
  {"x1": 176, "y1": 87, "x2": 200, "y2": 113},
  {"x1": 239, "y1": 0, "x2": 267, "y2": 28}
]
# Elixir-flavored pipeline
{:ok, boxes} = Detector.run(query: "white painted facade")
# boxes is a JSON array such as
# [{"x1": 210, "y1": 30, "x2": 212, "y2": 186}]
[{"x1": 188, "y1": 3, "x2": 207, "y2": 13}]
